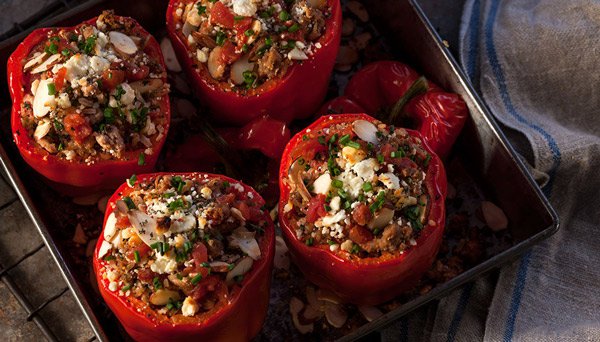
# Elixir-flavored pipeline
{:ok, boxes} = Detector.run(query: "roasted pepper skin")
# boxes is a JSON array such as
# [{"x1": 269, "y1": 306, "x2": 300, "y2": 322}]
[
  {"x1": 7, "y1": 16, "x2": 170, "y2": 189},
  {"x1": 320, "y1": 61, "x2": 468, "y2": 158},
  {"x1": 166, "y1": 0, "x2": 342, "y2": 126},
  {"x1": 93, "y1": 172, "x2": 275, "y2": 341},
  {"x1": 278, "y1": 114, "x2": 446, "y2": 305}
]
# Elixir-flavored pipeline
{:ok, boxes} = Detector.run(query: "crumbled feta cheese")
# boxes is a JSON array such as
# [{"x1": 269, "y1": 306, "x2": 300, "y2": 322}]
[
  {"x1": 340, "y1": 240, "x2": 354, "y2": 252},
  {"x1": 312, "y1": 173, "x2": 331, "y2": 194},
  {"x1": 57, "y1": 92, "x2": 71, "y2": 109},
  {"x1": 108, "y1": 281, "x2": 118, "y2": 292},
  {"x1": 322, "y1": 210, "x2": 346, "y2": 226},
  {"x1": 379, "y1": 172, "x2": 400, "y2": 189},
  {"x1": 150, "y1": 253, "x2": 178, "y2": 274},
  {"x1": 182, "y1": 296, "x2": 199, "y2": 317},
  {"x1": 64, "y1": 54, "x2": 91, "y2": 82},
  {"x1": 232, "y1": 0, "x2": 257, "y2": 17},
  {"x1": 90, "y1": 55, "x2": 110, "y2": 73},
  {"x1": 352, "y1": 158, "x2": 379, "y2": 182},
  {"x1": 119, "y1": 83, "x2": 135, "y2": 105},
  {"x1": 330, "y1": 196, "x2": 341, "y2": 211}
]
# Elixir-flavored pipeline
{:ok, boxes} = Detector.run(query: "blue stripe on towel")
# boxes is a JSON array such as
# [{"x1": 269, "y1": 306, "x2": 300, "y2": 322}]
[
  {"x1": 446, "y1": 282, "x2": 475, "y2": 342},
  {"x1": 483, "y1": 1, "x2": 561, "y2": 341}
]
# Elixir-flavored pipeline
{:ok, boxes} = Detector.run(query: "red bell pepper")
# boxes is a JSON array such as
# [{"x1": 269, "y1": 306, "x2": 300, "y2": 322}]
[
  {"x1": 7, "y1": 14, "x2": 170, "y2": 190},
  {"x1": 166, "y1": 0, "x2": 342, "y2": 126},
  {"x1": 165, "y1": 116, "x2": 290, "y2": 205},
  {"x1": 93, "y1": 172, "x2": 275, "y2": 341},
  {"x1": 320, "y1": 61, "x2": 468, "y2": 158},
  {"x1": 278, "y1": 113, "x2": 447, "y2": 305}
]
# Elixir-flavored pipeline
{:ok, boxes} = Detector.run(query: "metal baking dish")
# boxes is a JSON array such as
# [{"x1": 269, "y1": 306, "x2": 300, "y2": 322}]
[{"x1": 0, "y1": 0, "x2": 558, "y2": 340}]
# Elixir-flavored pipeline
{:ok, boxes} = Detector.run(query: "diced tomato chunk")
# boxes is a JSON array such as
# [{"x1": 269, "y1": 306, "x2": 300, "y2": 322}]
[
  {"x1": 190, "y1": 275, "x2": 221, "y2": 302},
  {"x1": 210, "y1": 2, "x2": 235, "y2": 29},
  {"x1": 101, "y1": 69, "x2": 125, "y2": 90},
  {"x1": 216, "y1": 193, "x2": 236, "y2": 205},
  {"x1": 219, "y1": 41, "x2": 239, "y2": 65},
  {"x1": 137, "y1": 268, "x2": 157, "y2": 282},
  {"x1": 234, "y1": 201, "x2": 251, "y2": 220},
  {"x1": 349, "y1": 225, "x2": 374, "y2": 244},
  {"x1": 125, "y1": 64, "x2": 150, "y2": 81},
  {"x1": 192, "y1": 242, "x2": 208, "y2": 265},
  {"x1": 352, "y1": 203, "x2": 372, "y2": 226},
  {"x1": 54, "y1": 67, "x2": 67, "y2": 90},
  {"x1": 305, "y1": 194, "x2": 327, "y2": 223},
  {"x1": 64, "y1": 113, "x2": 92, "y2": 145}
]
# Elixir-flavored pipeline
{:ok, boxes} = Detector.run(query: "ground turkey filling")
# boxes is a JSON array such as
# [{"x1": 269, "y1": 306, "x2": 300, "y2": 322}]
[
  {"x1": 20, "y1": 11, "x2": 167, "y2": 163},
  {"x1": 283, "y1": 118, "x2": 433, "y2": 259},
  {"x1": 97, "y1": 174, "x2": 267, "y2": 320},
  {"x1": 174, "y1": 0, "x2": 329, "y2": 91}
]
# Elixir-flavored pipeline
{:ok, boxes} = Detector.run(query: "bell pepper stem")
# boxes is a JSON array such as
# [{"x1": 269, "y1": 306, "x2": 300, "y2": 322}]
[{"x1": 388, "y1": 76, "x2": 429, "y2": 123}]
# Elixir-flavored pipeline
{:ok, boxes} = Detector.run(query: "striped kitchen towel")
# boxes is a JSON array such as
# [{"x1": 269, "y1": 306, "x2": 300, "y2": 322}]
[{"x1": 383, "y1": 0, "x2": 600, "y2": 340}]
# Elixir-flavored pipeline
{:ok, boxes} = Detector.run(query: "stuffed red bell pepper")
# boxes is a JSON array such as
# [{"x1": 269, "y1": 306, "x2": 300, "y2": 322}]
[
  {"x1": 278, "y1": 114, "x2": 446, "y2": 305},
  {"x1": 7, "y1": 11, "x2": 170, "y2": 189},
  {"x1": 320, "y1": 61, "x2": 468, "y2": 158},
  {"x1": 93, "y1": 172, "x2": 274, "y2": 341},
  {"x1": 166, "y1": 0, "x2": 341, "y2": 125}
]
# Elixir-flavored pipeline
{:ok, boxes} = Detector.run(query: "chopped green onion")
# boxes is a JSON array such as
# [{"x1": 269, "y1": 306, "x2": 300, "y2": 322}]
[
  {"x1": 183, "y1": 241, "x2": 192, "y2": 253},
  {"x1": 369, "y1": 191, "x2": 386, "y2": 212},
  {"x1": 377, "y1": 154, "x2": 384, "y2": 164},
  {"x1": 127, "y1": 174, "x2": 137, "y2": 187},
  {"x1": 168, "y1": 198, "x2": 185, "y2": 211},
  {"x1": 339, "y1": 134, "x2": 350, "y2": 145},
  {"x1": 103, "y1": 107, "x2": 115, "y2": 124},
  {"x1": 121, "y1": 285, "x2": 131, "y2": 291},
  {"x1": 200, "y1": 262, "x2": 210, "y2": 268},
  {"x1": 190, "y1": 273, "x2": 203, "y2": 285},
  {"x1": 153, "y1": 277, "x2": 162, "y2": 289},
  {"x1": 103, "y1": 255, "x2": 115, "y2": 261},
  {"x1": 424, "y1": 154, "x2": 431, "y2": 167},
  {"x1": 45, "y1": 43, "x2": 58, "y2": 55},
  {"x1": 318, "y1": 135, "x2": 326, "y2": 145},
  {"x1": 331, "y1": 179, "x2": 343, "y2": 188},
  {"x1": 244, "y1": 29, "x2": 254, "y2": 37},
  {"x1": 47, "y1": 83, "x2": 56, "y2": 96},
  {"x1": 287, "y1": 23, "x2": 300, "y2": 33},
  {"x1": 215, "y1": 31, "x2": 226, "y2": 46},
  {"x1": 278, "y1": 11, "x2": 290, "y2": 21},
  {"x1": 61, "y1": 49, "x2": 71, "y2": 57},
  {"x1": 346, "y1": 141, "x2": 361, "y2": 149},
  {"x1": 138, "y1": 152, "x2": 145, "y2": 166},
  {"x1": 122, "y1": 196, "x2": 136, "y2": 210},
  {"x1": 83, "y1": 36, "x2": 97, "y2": 54},
  {"x1": 53, "y1": 119, "x2": 64, "y2": 131},
  {"x1": 197, "y1": 4, "x2": 206, "y2": 14},
  {"x1": 362, "y1": 182, "x2": 373, "y2": 192},
  {"x1": 134, "y1": 250, "x2": 140, "y2": 263},
  {"x1": 305, "y1": 237, "x2": 314, "y2": 246},
  {"x1": 150, "y1": 242, "x2": 160, "y2": 250}
]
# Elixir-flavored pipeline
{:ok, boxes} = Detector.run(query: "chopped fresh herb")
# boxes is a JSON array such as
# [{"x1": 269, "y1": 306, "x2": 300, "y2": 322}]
[
  {"x1": 61, "y1": 49, "x2": 71, "y2": 57},
  {"x1": 244, "y1": 29, "x2": 254, "y2": 37},
  {"x1": 343, "y1": 200, "x2": 351, "y2": 210},
  {"x1": 305, "y1": 237, "x2": 314, "y2": 246},
  {"x1": 377, "y1": 154, "x2": 385, "y2": 164},
  {"x1": 242, "y1": 43, "x2": 249, "y2": 52},
  {"x1": 200, "y1": 262, "x2": 210, "y2": 268},
  {"x1": 350, "y1": 244, "x2": 360, "y2": 254},
  {"x1": 279, "y1": 10, "x2": 290, "y2": 21},
  {"x1": 228, "y1": 263, "x2": 235, "y2": 270},
  {"x1": 190, "y1": 273, "x2": 203, "y2": 285},
  {"x1": 183, "y1": 241, "x2": 193, "y2": 253},
  {"x1": 121, "y1": 285, "x2": 131, "y2": 291},
  {"x1": 134, "y1": 250, "x2": 140, "y2": 263},
  {"x1": 373, "y1": 228, "x2": 381, "y2": 236},
  {"x1": 131, "y1": 107, "x2": 148, "y2": 132},
  {"x1": 327, "y1": 155, "x2": 341, "y2": 176},
  {"x1": 57, "y1": 142, "x2": 64, "y2": 151},
  {"x1": 103, "y1": 255, "x2": 115, "y2": 261},
  {"x1": 302, "y1": 134, "x2": 309, "y2": 141},
  {"x1": 150, "y1": 242, "x2": 160, "y2": 250},
  {"x1": 337, "y1": 189, "x2": 348, "y2": 199},
  {"x1": 265, "y1": 36, "x2": 273, "y2": 47},
  {"x1": 215, "y1": 31, "x2": 227, "y2": 46},
  {"x1": 339, "y1": 134, "x2": 350, "y2": 145},
  {"x1": 346, "y1": 141, "x2": 361, "y2": 149},
  {"x1": 424, "y1": 154, "x2": 431, "y2": 167},
  {"x1": 222, "y1": 180, "x2": 230, "y2": 188},
  {"x1": 367, "y1": 142, "x2": 374, "y2": 150},
  {"x1": 331, "y1": 179, "x2": 343, "y2": 188},
  {"x1": 362, "y1": 182, "x2": 373, "y2": 192},
  {"x1": 288, "y1": 23, "x2": 300, "y2": 33},
  {"x1": 327, "y1": 240, "x2": 335, "y2": 246},
  {"x1": 163, "y1": 192, "x2": 175, "y2": 199},
  {"x1": 369, "y1": 191, "x2": 386, "y2": 212},
  {"x1": 83, "y1": 36, "x2": 97, "y2": 54},
  {"x1": 53, "y1": 119, "x2": 64, "y2": 131},
  {"x1": 190, "y1": 231, "x2": 198, "y2": 242},
  {"x1": 138, "y1": 152, "x2": 145, "y2": 166},
  {"x1": 127, "y1": 174, "x2": 137, "y2": 186},
  {"x1": 153, "y1": 277, "x2": 162, "y2": 289},
  {"x1": 96, "y1": 79, "x2": 103, "y2": 88},
  {"x1": 318, "y1": 135, "x2": 326, "y2": 145},
  {"x1": 50, "y1": 36, "x2": 60, "y2": 42},
  {"x1": 122, "y1": 196, "x2": 136, "y2": 210},
  {"x1": 45, "y1": 42, "x2": 58, "y2": 55},
  {"x1": 197, "y1": 3, "x2": 206, "y2": 14},
  {"x1": 47, "y1": 83, "x2": 56, "y2": 96},
  {"x1": 103, "y1": 107, "x2": 115, "y2": 124},
  {"x1": 168, "y1": 198, "x2": 185, "y2": 211},
  {"x1": 242, "y1": 70, "x2": 257, "y2": 89},
  {"x1": 114, "y1": 85, "x2": 125, "y2": 100},
  {"x1": 23, "y1": 102, "x2": 31, "y2": 109}
]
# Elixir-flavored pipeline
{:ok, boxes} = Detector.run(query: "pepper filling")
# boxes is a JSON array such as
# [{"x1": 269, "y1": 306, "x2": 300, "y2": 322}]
[
  {"x1": 97, "y1": 174, "x2": 267, "y2": 319},
  {"x1": 284, "y1": 118, "x2": 432, "y2": 259},
  {"x1": 173, "y1": 0, "x2": 330, "y2": 91},
  {"x1": 19, "y1": 10, "x2": 167, "y2": 163}
]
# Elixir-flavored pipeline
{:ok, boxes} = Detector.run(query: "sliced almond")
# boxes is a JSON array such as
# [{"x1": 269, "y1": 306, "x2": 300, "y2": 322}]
[
  {"x1": 481, "y1": 201, "x2": 508, "y2": 231},
  {"x1": 33, "y1": 120, "x2": 52, "y2": 140},
  {"x1": 129, "y1": 78, "x2": 163, "y2": 94},
  {"x1": 352, "y1": 119, "x2": 379, "y2": 145},
  {"x1": 230, "y1": 228, "x2": 261, "y2": 260},
  {"x1": 24, "y1": 52, "x2": 47, "y2": 70},
  {"x1": 324, "y1": 302, "x2": 348, "y2": 328},
  {"x1": 226, "y1": 256, "x2": 253, "y2": 283},
  {"x1": 33, "y1": 79, "x2": 56, "y2": 118},
  {"x1": 150, "y1": 289, "x2": 180, "y2": 306},
  {"x1": 290, "y1": 297, "x2": 314, "y2": 334},
  {"x1": 98, "y1": 240, "x2": 112, "y2": 259},
  {"x1": 316, "y1": 288, "x2": 343, "y2": 304},
  {"x1": 30, "y1": 54, "x2": 61, "y2": 74},
  {"x1": 103, "y1": 212, "x2": 118, "y2": 241},
  {"x1": 230, "y1": 55, "x2": 255, "y2": 85},
  {"x1": 160, "y1": 37, "x2": 182, "y2": 72},
  {"x1": 109, "y1": 31, "x2": 138, "y2": 55},
  {"x1": 358, "y1": 305, "x2": 384, "y2": 322},
  {"x1": 127, "y1": 209, "x2": 161, "y2": 247}
]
